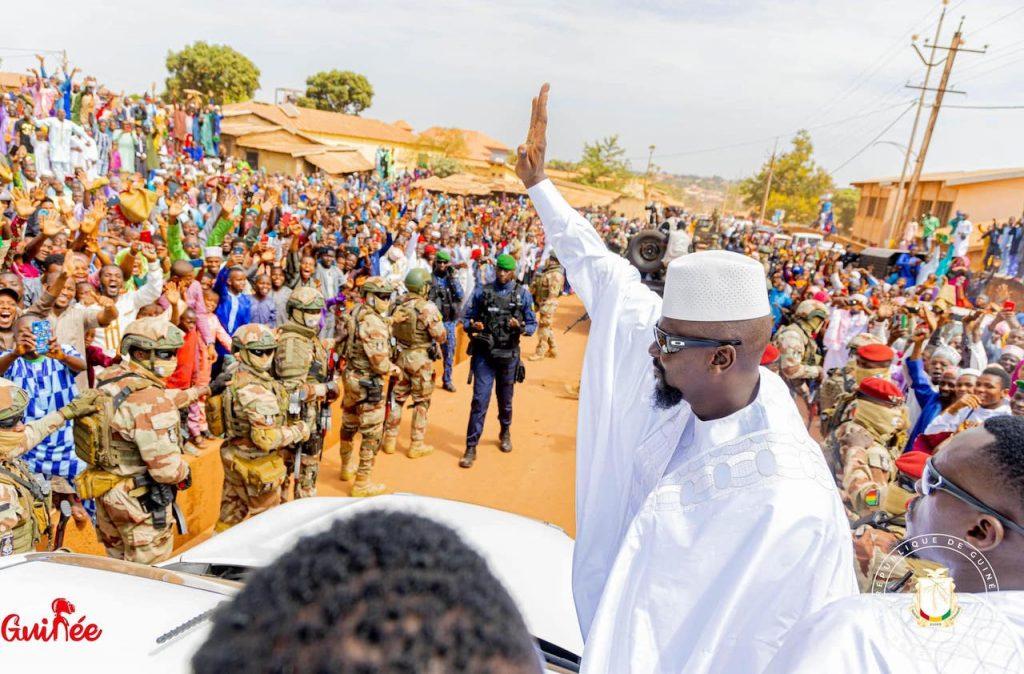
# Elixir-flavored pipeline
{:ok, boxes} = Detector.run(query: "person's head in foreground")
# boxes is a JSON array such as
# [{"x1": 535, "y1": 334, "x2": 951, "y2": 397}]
[
  {"x1": 650, "y1": 250, "x2": 772, "y2": 418},
  {"x1": 907, "y1": 415, "x2": 1024, "y2": 591},
  {"x1": 192, "y1": 511, "x2": 543, "y2": 674}
]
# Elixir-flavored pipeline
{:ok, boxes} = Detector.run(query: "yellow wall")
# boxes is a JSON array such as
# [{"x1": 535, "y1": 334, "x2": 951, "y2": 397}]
[{"x1": 953, "y1": 178, "x2": 1024, "y2": 247}]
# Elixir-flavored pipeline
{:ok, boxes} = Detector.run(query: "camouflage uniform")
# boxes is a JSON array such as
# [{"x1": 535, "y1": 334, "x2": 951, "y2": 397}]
[
  {"x1": 818, "y1": 332, "x2": 885, "y2": 422},
  {"x1": 217, "y1": 324, "x2": 310, "y2": 530},
  {"x1": 337, "y1": 277, "x2": 395, "y2": 497},
  {"x1": 87, "y1": 318, "x2": 205, "y2": 564},
  {"x1": 773, "y1": 299, "x2": 827, "y2": 400},
  {"x1": 0, "y1": 380, "x2": 100, "y2": 556},
  {"x1": 827, "y1": 379, "x2": 910, "y2": 518},
  {"x1": 382, "y1": 269, "x2": 447, "y2": 458},
  {"x1": 275, "y1": 287, "x2": 334, "y2": 500},
  {"x1": 528, "y1": 256, "x2": 565, "y2": 361}
]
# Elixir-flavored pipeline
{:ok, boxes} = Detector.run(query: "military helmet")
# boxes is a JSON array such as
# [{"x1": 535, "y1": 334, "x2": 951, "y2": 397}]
[
  {"x1": 794, "y1": 299, "x2": 828, "y2": 321},
  {"x1": 404, "y1": 268, "x2": 431, "y2": 294},
  {"x1": 361, "y1": 276, "x2": 393, "y2": 295},
  {"x1": 0, "y1": 378, "x2": 29, "y2": 423},
  {"x1": 546, "y1": 250, "x2": 559, "y2": 264},
  {"x1": 120, "y1": 317, "x2": 185, "y2": 355},
  {"x1": 231, "y1": 323, "x2": 278, "y2": 353},
  {"x1": 287, "y1": 286, "x2": 325, "y2": 311}
]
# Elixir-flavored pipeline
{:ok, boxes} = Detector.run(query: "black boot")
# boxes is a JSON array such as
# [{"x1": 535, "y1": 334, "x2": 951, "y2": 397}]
[
  {"x1": 499, "y1": 428, "x2": 512, "y2": 453},
  {"x1": 459, "y1": 446, "x2": 477, "y2": 468}
]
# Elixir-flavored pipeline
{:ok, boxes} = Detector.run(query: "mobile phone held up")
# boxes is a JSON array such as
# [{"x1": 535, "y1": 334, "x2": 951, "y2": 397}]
[{"x1": 31, "y1": 320, "x2": 51, "y2": 356}]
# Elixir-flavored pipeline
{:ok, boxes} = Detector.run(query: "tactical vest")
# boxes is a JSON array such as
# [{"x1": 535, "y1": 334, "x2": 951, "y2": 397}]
[
  {"x1": 342, "y1": 306, "x2": 384, "y2": 374},
  {"x1": 0, "y1": 459, "x2": 48, "y2": 553},
  {"x1": 86, "y1": 369, "x2": 163, "y2": 474},
  {"x1": 428, "y1": 277, "x2": 458, "y2": 322},
  {"x1": 275, "y1": 324, "x2": 327, "y2": 390},
  {"x1": 391, "y1": 296, "x2": 433, "y2": 350},
  {"x1": 479, "y1": 283, "x2": 526, "y2": 358},
  {"x1": 223, "y1": 368, "x2": 290, "y2": 447}
]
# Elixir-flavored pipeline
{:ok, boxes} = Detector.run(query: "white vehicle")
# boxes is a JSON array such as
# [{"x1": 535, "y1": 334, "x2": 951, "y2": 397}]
[
  {"x1": 0, "y1": 552, "x2": 237, "y2": 672},
  {"x1": 161, "y1": 494, "x2": 584, "y2": 671},
  {"x1": 792, "y1": 232, "x2": 824, "y2": 249}
]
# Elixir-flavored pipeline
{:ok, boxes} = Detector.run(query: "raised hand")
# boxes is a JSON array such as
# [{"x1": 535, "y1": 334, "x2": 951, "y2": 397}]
[
  {"x1": 40, "y1": 210, "x2": 64, "y2": 238},
  {"x1": 80, "y1": 202, "x2": 106, "y2": 237},
  {"x1": 220, "y1": 191, "x2": 239, "y2": 214},
  {"x1": 10, "y1": 187, "x2": 36, "y2": 219},
  {"x1": 167, "y1": 194, "x2": 186, "y2": 220},
  {"x1": 516, "y1": 83, "x2": 550, "y2": 189}
]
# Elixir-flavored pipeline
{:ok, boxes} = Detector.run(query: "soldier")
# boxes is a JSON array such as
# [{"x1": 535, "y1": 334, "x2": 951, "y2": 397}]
[
  {"x1": 773, "y1": 298, "x2": 827, "y2": 400},
  {"x1": 820, "y1": 340, "x2": 895, "y2": 435},
  {"x1": 818, "y1": 333, "x2": 886, "y2": 423},
  {"x1": 382, "y1": 269, "x2": 447, "y2": 458},
  {"x1": 428, "y1": 250, "x2": 463, "y2": 392},
  {"x1": 460, "y1": 254, "x2": 536, "y2": 468},
  {"x1": 337, "y1": 277, "x2": 397, "y2": 497},
  {"x1": 79, "y1": 318, "x2": 210, "y2": 563},
  {"x1": 217, "y1": 324, "x2": 310, "y2": 530},
  {"x1": 0, "y1": 379, "x2": 100, "y2": 556},
  {"x1": 528, "y1": 251, "x2": 566, "y2": 361},
  {"x1": 831, "y1": 377, "x2": 908, "y2": 518},
  {"x1": 275, "y1": 287, "x2": 337, "y2": 500}
]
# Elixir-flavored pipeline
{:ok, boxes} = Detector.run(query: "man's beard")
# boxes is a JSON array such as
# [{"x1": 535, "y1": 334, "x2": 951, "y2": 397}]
[{"x1": 652, "y1": 358, "x2": 684, "y2": 410}]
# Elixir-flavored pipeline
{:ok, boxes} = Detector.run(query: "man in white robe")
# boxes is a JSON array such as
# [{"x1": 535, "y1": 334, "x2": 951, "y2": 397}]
[
  {"x1": 516, "y1": 83, "x2": 856, "y2": 673},
  {"x1": 766, "y1": 418, "x2": 1024, "y2": 672}
]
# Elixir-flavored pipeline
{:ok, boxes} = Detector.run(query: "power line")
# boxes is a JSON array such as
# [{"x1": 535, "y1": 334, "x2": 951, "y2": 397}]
[
  {"x1": 966, "y1": 5, "x2": 1024, "y2": 37},
  {"x1": 631, "y1": 99, "x2": 915, "y2": 162},
  {"x1": 829, "y1": 102, "x2": 917, "y2": 175},
  {"x1": 942, "y1": 103, "x2": 1024, "y2": 109}
]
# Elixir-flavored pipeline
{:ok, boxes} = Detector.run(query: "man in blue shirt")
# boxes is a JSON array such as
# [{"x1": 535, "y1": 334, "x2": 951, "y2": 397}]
[
  {"x1": 904, "y1": 334, "x2": 960, "y2": 451},
  {"x1": 768, "y1": 276, "x2": 792, "y2": 333},
  {"x1": 429, "y1": 250, "x2": 464, "y2": 391},
  {"x1": 460, "y1": 254, "x2": 536, "y2": 468},
  {"x1": 214, "y1": 266, "x2": 253, "y2": 368}
]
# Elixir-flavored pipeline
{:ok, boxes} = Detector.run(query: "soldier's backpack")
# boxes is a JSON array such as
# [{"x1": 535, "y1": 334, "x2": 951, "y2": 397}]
[{"x1": 73, "y1": 373, "x2": 152, "y2": 468}]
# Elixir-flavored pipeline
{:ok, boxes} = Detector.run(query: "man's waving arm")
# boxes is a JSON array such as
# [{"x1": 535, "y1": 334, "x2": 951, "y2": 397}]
[{"x1": 516, "y1": 84, "x2": 658, "y2": 320}]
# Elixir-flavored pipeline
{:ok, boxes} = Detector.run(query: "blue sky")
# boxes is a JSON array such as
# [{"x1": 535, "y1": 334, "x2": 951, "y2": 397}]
[{"x1": 7, "y1": 0, "x2": 1024, "y2": 186}]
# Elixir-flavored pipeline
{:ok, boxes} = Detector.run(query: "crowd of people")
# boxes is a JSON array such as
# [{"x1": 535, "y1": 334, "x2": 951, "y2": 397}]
[
  {"x1": 0, "y1": 56, "x2": 579, "y2": 564},
  {"x1": 0, "y1": 63, "x2": 1021, "y2": 672}
]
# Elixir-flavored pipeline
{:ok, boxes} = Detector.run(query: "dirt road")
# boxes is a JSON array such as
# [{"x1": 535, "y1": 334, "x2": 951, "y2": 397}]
[{"x1": 316, "y1": 294, "x2": 588, "y2": 536}]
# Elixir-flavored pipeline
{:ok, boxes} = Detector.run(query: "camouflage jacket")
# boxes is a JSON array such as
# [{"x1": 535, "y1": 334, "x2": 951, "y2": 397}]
[
  {"x1": 97, "y1": 362, "x2": 191, "y2": 484},
  {"x1": 391, "y1": 295, "x2": 447, "y2": 350},
  {"x1": 0, "y1": 410, "x2": 70, "y2": 540},
  {"x1": 275, "y1": 321, "x2": 329, "y2": 393},
  {"x1": 339, "y1": 305, "x2": 392, "y2": 377},
  {"x1": 531, "y1": 266, "x2": 565, "y2": 305},
  {"x1": 774, "y1": 324, "x2": 822, "y2": 383}
]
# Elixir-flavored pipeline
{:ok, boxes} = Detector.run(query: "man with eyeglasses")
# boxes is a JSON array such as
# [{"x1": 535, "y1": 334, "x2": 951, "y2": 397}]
[
  {"x1": 515, "y1": 83, "x2": 855, "y2": 674},
  {"x1": 766, "y1": 415, "x2": 1024, "y2": 672}
]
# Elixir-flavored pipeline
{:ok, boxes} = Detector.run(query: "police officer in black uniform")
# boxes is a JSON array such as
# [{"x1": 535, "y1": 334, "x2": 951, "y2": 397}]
[
  {"x1": 428, "y1": 250, "x2": 464, "y2": 392},
  {"x1": 460, "y1": 253, "x2": 537, "y2": 468}
]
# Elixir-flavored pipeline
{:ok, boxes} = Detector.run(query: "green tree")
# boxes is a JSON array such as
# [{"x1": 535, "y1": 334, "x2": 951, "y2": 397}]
[
  {"x1": 833, "y1": 187, "x2": 860, "y2": 231},
  {"x1": 739, "y1": 130, "x2": 833, "y2": 223},
  {"x1": 577, "y1": 135, "x2": 632, "y2": 189},
  {"x1": 546, "y1": 159, "x2": 578, "y2": 172},
  {"x1": 165, "y1": 41, "x2": 260, "y2": 104},
  {"x1": 429, "y1": 156, "x2": 463, "y2": 178},
  {"x1": 298, "y1": 70, "x2": 374, "y2": 115}
]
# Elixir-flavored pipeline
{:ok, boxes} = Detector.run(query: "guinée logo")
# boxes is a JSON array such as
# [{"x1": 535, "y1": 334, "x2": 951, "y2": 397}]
[{"x1": 0, "y1": 598, "x2": 102, "y2": 643}]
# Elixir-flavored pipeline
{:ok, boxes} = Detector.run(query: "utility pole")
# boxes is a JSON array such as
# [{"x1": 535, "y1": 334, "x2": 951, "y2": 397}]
[
  {"x1": 643, "y1": 144, "x2": 656, "y2": 203},
  {"x1": 758, "y1": 138, "x2": 779, "y2": 225},
  {"x1": 897, "y1": 17, "x2": 986, "y2": 232},
  {"x1": 886, "y1": 0, "x2": 948, "y2": 246}
]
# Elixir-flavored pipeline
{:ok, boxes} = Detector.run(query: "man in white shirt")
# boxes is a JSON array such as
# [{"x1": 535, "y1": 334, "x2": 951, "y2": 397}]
[
  {"x1": 954, "y1": 213, "x2": 975, "y2": 259},
  {"x1": 38, "y1": 107, "x2": 87, "y2": 183},
  {"x1": 766, "y1": 417, "x2": 1024, "y2": 672},
  {"x1": 91, "y1": 259, "x2": 165, "y2": 358},
  {"x1": 516, "y1": 84, "x2": 856, "y2": 673}
]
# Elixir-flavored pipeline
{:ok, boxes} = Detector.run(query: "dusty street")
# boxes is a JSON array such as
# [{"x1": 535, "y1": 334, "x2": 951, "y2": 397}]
[{"x1": 317, "y1": 294, "x2": 588, "y2": 536}]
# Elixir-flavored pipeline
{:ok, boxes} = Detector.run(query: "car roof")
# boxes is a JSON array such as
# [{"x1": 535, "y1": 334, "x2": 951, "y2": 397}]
[
  {"x1": 164, "y1": 494, "x2": 584, "y2": 655},
  {"x1": 0, "y1": 553, "x2": 236, "y2": 672}
]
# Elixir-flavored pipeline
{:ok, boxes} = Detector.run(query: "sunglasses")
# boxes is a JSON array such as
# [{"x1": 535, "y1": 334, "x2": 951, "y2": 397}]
[
  {"x1": 921, "y1": 457, "x2": 1024, "y2": 536},
  {"x1": 0, "y1": 414, "x2": 24, "y2": 429},
  {"x1": 248, "y1": 348, "x2": 275, "y2": 357},
  {"x1": 653, "y1": 324, "x2": 742, "y2": 355},
  {"x1": 153, "y1": 349, "x2": 177, "y2": 360}
]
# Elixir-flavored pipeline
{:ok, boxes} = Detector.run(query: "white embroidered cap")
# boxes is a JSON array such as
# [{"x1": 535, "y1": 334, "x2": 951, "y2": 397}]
[{"x1": 662, "y1": 250, "x2": 770, "y2": 322}]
